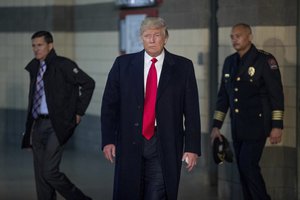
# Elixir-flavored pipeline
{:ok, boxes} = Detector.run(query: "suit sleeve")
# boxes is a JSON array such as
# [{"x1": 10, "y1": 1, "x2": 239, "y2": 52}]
[
  {"x1": 100, "y1": 58, "x2": 120, "y2": 149},
  {"x1": 183, "y1": 60, "x2": 201, "y2": 156},
  {"x1": 263, "y1": 54, "x2": 284, "y2": 129},
  {"x1": 212, "y1": 60, "x2": 230, "y2": 129}
]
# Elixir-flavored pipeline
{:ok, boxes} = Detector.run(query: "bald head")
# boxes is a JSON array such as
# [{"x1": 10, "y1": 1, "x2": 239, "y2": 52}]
[
  {"x1": 230, "y1": 23, "x2": 253, "y2": 57},
  {"x1": 232, "y1": 23, "x2": 252, "y2": 35}
]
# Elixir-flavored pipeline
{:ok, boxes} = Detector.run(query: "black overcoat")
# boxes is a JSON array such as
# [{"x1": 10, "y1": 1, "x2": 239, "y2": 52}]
[
  {"x1": 22, "y1": 49, "x2": 95, "y2": 148},
  {"x1": 101, "y1": 49, "x2": 201, "y2": 200}
]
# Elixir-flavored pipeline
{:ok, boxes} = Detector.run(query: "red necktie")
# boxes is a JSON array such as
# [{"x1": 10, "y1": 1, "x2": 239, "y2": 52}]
[{"x1": 142, "y1": 58, "x2": 158, "y2": 140}]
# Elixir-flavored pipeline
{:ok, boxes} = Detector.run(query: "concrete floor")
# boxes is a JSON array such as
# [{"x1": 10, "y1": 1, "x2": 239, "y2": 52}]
[{"x1": 0, "y1": 142, "x2": 220, "y2": 200}]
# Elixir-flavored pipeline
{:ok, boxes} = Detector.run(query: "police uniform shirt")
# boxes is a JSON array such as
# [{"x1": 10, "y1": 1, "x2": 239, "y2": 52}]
[{"x1": 212, "y1": 44, "x2": 284, "y2": 140}]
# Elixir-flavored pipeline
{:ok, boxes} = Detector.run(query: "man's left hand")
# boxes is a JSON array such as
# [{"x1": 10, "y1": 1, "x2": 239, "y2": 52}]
[
  {"x1": 76, "y1": 115, "x2": 81, "y2": 124},
  {"x1": 269, "y1": 128, "x2": 283, "y2": 144},
  {"x1": 182, "y1": 152, "x2": 198, "y2": 172}
]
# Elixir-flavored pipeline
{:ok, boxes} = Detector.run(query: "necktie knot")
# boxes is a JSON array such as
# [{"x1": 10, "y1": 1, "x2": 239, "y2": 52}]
[
  {"x1": 151, "y1": 57, "x2": 157, "y2": 64},
  {"x1": 40, "y1": 61, "x2": 46, "y2": 71}
]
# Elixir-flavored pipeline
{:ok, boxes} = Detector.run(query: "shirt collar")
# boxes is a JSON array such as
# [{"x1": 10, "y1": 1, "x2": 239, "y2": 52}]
[
  {"x1": 144, "y1": 50, "x2": 165, "y2": 64},
  {"x1": 239, "y1": 44, "x2": 254, "y2": 62}
]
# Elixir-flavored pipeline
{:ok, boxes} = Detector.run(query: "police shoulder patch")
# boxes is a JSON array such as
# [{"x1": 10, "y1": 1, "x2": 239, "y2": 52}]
[{"x1": 268, "y1": 58, "x2": 279, "y2": 70}]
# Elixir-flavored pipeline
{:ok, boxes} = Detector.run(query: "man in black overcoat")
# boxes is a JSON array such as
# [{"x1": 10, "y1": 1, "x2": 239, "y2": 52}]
[
  {"x1": 23, "y1": 31, "x2": 95, "y2": 200},
  {"x1": 101, "y1": 17, "x2": 201, "y2": 200}
]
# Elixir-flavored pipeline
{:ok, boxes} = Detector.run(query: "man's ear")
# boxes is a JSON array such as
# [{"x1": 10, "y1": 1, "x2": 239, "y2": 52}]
[
  {"x1": 249, "y1": 33, "x2": 253, "y2": 42},
  {"x1": 164, "y1": 37, "x2": 168, "y2": 45},
  {"x1": 48, "y1": 43, "x2": 54, "y2": 51}
]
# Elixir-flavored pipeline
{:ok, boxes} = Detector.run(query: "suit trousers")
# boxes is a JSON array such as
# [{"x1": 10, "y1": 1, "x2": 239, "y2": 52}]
[
  {"x1": 31, "y1": 118, "x2": 91, "y2": 200},
  {"x1": 142, "y1": 135, "x2": 167, "y2": 200},
  {"x1": 233, "y1": 138, "x2": 271, "y2": 200}
]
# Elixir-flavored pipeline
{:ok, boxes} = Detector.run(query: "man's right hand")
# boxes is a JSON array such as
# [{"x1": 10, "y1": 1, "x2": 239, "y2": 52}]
[
  {"x1": 103, "y1": 144, "x2": 116, "y2": 163},
  {"x1": 210, "y1": 127, "x2": 223, "y2": 144}
]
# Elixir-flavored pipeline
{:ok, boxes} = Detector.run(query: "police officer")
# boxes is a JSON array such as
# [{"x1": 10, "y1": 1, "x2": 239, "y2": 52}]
[{"x1": 211, "y1": 23, "x2": 284, "y2": 200}]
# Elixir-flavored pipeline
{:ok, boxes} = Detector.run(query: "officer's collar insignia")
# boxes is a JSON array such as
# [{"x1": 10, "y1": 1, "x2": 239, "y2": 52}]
[
  {"x1": 248, "y1": 66, "x2": 255, "y2": 77},
  {"x1": 268, "y1": 58, "x2": 278, "y2": 70},
  {"x1": 73, "y1": 68, "x2": 79, "y2": 73},
  {"x1": 224, "y1": 74, "x2": 230, "y2": 78}
]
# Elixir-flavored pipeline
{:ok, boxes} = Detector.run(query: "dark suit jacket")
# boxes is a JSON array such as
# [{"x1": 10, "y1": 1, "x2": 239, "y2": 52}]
[
  {"x1": 101, "y1": 49, "x2": 201, "y2": 200},
  {"x1": 22, "y1": 49, "x2": 95, "y2": 148},
  {"x1": 213, "y1": 44, "x2": 284, "y2": 140}
]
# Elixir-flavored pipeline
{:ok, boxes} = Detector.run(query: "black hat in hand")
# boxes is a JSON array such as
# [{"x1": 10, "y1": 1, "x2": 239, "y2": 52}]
[{"x1": 212, "y1": 134, "x2": 233, "y2": 164}]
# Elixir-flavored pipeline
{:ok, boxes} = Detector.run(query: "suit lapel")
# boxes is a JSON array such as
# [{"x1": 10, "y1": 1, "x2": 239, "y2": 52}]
[{"x1": 157, "y1": 51, "x2": 175, "y2": 100}]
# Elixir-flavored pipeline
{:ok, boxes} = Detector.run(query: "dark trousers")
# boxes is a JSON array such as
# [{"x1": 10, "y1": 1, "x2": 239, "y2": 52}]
[
  {"x1": 233, "y1": 138, "x2": 271, "y2": 200},
  {"x1": 142, "y1": 136, "x2": 167, "y2": 200},
  {"x1": 31, "y1": 118, "x2": 91, "y2": 200}
]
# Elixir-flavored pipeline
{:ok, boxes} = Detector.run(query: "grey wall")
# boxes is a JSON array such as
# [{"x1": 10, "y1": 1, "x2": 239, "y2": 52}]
[
  {"x1": 0, "y1": 0, "x2": 296, "y2": 34},
  {"x1": 218, "y1": 0, "x2": 297, "y2": 26}
]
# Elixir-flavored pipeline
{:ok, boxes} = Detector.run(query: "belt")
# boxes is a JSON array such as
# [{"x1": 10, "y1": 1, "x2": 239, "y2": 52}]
[{"x1": 37, "y1": 114, "x2": 50, "y2": 119}]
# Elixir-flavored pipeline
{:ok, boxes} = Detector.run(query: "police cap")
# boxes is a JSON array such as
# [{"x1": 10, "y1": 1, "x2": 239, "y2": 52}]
[{"x1": 212, "y1": 134, "x2": 233, "y2": 164}]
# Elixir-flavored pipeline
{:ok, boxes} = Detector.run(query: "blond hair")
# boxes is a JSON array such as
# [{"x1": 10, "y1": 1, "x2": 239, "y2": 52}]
[{"x1": 140, "y1": 17, "x2": 169, "y2": 37}]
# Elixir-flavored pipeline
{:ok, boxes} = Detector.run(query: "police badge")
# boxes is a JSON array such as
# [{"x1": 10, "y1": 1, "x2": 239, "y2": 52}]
[{"x1": 248, "y1": 66, "x2": 255, "y2": 77}]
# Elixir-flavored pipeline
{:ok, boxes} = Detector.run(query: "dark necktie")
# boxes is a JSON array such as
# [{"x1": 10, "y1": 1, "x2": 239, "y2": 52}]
[
  {"x1": 142, "y1": 58, "x2": 158, "y2": 140},
  {"x1": 32, "y1": 61, "x2": 46, "y2": 119}
]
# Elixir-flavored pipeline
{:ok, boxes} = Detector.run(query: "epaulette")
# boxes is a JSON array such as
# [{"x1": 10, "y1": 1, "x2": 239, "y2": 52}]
[{"x1": 258, "y1": 49, "x2": 270, "y2": 55}]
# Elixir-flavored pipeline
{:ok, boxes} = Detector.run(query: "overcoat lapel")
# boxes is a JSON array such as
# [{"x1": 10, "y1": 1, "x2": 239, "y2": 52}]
[
  {"x1": 157, "y1": 51, "x2": 175, "y2": 100},
  {"x1": 131, "y1": 51, "x2": 145, "y2": 106},
  {"x1": 26, "y1": 61, "x2": 39, "y2": 103},
  {"x1": 132, "y1": 50, "x2": 175, "y2": 102}
]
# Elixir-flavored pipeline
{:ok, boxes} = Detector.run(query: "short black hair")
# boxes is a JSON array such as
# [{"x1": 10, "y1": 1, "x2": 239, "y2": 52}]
[{"x1": 31, "y1": 31, "x2": 53, "y2": 44}]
